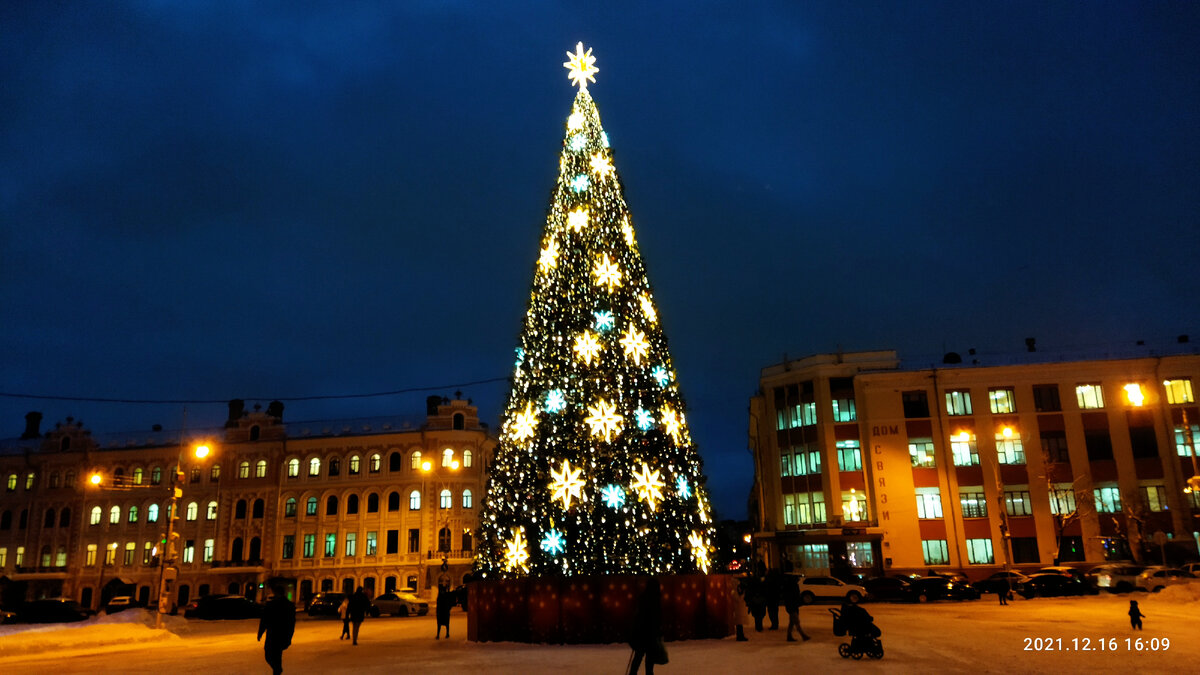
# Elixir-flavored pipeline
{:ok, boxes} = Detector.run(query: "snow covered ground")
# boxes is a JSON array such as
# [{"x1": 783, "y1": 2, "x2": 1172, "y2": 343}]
[{"x1": 1, "y1": 586, "x2": 1197, "y2": 674}]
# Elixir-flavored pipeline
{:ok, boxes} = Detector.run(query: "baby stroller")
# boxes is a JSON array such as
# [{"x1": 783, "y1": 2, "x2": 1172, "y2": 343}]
[{"x1": 829, "y1": 605, "x2": 883, "y2": 660}]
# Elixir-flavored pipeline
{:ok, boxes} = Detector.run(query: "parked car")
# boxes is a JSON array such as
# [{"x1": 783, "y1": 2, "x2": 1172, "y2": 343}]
[
  {"x1": 104, "y1": 595, "x2": 137, "y2": 614},
  {"x1": 306, "y1": 592, "x2": 347, "y2": 617},
  {"x1": 17, "y1": 598, "x2": 90, "y2": 624},
  {"x1": 797, "y1": 576, "x2": 868, "y2": 604},
  {"x1": 1038, "y1": 566, "x2": 1086, "y2": 580},
  {"x1": 1086, "y1": 564, "x2": 1145, "y2": 593},
  {"x1": 1018, "y1": 573, "x2": 1091, "y2": 598},
  {"x1": 1133, "y1": 567, "x2": 1198, "y2": 593},
  {"x1": 372, "y1": 591, "x2": 429, "y2": 617},
  {"x1": 862, "y1": 576, "x2": 916, "y2": 602},
  {"x1": 0, "y1": 609, "x2": 17, "y2": 624},
  {"x1": 909, "y1": 576, "x2": 980, "y2": 602},
  {"x1": 1181, "y1": 562, "x2": 1200, "y2": 576},
  {"x1": 973, "y1": 571, "x2": 1031, "y2": 595},
  {"x1": 183, "y1": 595, "x2": 263, "y2": 620}
]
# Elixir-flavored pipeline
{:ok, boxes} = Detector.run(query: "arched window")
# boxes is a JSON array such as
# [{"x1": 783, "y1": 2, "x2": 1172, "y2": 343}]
[
  {"x1": 50, "y1": 472, "x2": 60, "y2": 488},
  {"x1": 207, "y1": 501, "x2": 217, "y2": 520},
  {"x1": 64, "y1": 471, "x2": 75, "y2": 486},
  {"x1": 61, "y1": 437, "x2": 70, "y2": 451},
  {"x1": 453, "y1": 413, "x2": 464, "y2": 430},
  {"x1": 367, "y1": 493, "x2": 379, "y2": 513},
  {"x1": 287, "y1": 458, "x2": 300, "y2": 477},
  {"x1": 387, "y1": 491, "x2": 400, "y2": 512},
  {"x1": 211, "y1": 464, "x2": 221, "y2": 481},
  {"x1": 235, "y1": 499, "x2": 247, "y2": 519},
  {"x1": 328, "y1": 458, "x2": 340, "y2": 477},
  {"x1": 462, "y1": 489, "x2": 473, "y2": 509},
  {"x1": 249, "y1": 425, "x2": 260, "y2": 441},
  {"x1": 132, "y1": 468, "x2": 143, "y2": 484},
  {"x1": 389, "y1": 451, "x2": 402, "y2": 472},
  {"x1": 18, "y1": 509, "x2": 27, "y2": 529},
  {"x1": 438, "y1": 526, "x2": 451, "y2": 552},
  {"x1": 5, "y1": 474, "x2": 15, "y2": 491},
  {"x1": 255, "y1": 460, "x2": 267, "y2": 478},
  {"x1": 285, "y1": 498, "x2": 297, "y2": 517},
  {"x1": 346, "y1": 494, "x2": 359, "y2": 515},
  {"x1": 59, "y1": 507, "x2": 70, "y2": 527},
  {"x1": 41, "y1": 545, "x2": 52, "y2": 567},
  {"x1": 439, "y1": 489, "x2": 452, "y2": 509},
  {"x1": 349, "y1": 455, "x2": 361, "y2": 475},
  {"x1": 306, "y1": 497, "x2": 318, "y2": 516},
  {"x1": 190, "y1": 468, "x2": 201, "y2": 483},
  {"x1": 461, "y1": 529, "x2": 473, "y2": 551},
  {"x1": 238, "y1": 461, "x2": 250, "y2": 479},
  {"x1": 151, "y1": 467, "x2": 162, "y2": 485},
  {"x1": 463, "y1": 450, "x2": 473, "y2": 468},
  {"x1": 369, "y1": 454, "x2": 381, "y2": 473},
  {"x1": 109, "y1": 506, "x2": 121, "y2": 524},
  {"x1": 249, "y1": 537, "x2": 261, "y2": 560},
  {"x1": 442, "y1": 449, "x2": 454, "y2": 467},
  {"x1": 92, "y1": 506, "x2": 103, "y2": 526},
  {"x1": 408, "y1": 451, "x2": 420, "y2": 470},
  {"x1": 114, "y1": 468, "x2": 124, "y2": 479},
  {"x1": 231, "y1": 538, "x2": 244, "y2": 563},
  {"x1": 309, "y1": 458, "x2": 320, "y2": 476},
  {"x1": 55, "y1": 545, "x2": 66, "y2": 567},
  {"x1": 0, "y1": 510, "x2": 10, "y2": 530},
  {"x1": 326, "y1": 496, "x2": 338, "y2": 516},
  {"x1": 147, "y1": 503, "x2": 159, "y2": 523},
  {"x1": 186, "y1": 502, "x2": 198, "y2": 521},
  {"x1": 44, "y1": 508, "x2": 56, "y2": 528},
  {"x1": 409, "y1": 490, "x2": 421, "y2": 510},
  {"x1": 252, "y1": 499, "x2": 264, "y2": 518},
  {"x1": 128, "y1": 505, "x2": 139, "y2": 523}
]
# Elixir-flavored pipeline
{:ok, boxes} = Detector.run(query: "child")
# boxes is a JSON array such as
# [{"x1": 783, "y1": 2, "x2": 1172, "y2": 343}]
[
  {"x1": 338, "y1": 596, "x2": 351, "y2": 640},
  {"x1": 1128, "y1": 600, "x2": 1145, "y2": 630}
]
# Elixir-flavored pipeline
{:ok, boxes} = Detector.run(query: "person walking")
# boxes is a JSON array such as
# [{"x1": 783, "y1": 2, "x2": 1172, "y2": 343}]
[
  {"x1": 348, "y1": 586, "x2": 370, "y2": 645},
  {"x1": 338, "y1": 595, "x2": 351, "y2": 640},
  {"x1": 1128, "y1": 600, "x2": 1145, "y2": 630},
  {"x1": 435, "y1": 582, "x2": 453, "y2": 639},
  {"x1": 257, "y1": 585, "x2": 296, "y2": 675},
  {"x1": 781, "y1": 575, "x2": 810, "y2": 643},
  {"x1": 764, "y1": 569, "x2": 781, "y2": 630},
  {"x1": 745, "y1": 575, "x2": 767, "y2": 632},
  {"x1": 627, "y1": 578, "x2": 665, "y2": 675}
]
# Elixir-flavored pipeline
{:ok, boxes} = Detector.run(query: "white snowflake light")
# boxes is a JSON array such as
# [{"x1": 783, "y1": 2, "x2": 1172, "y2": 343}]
[
  {"x1": 593, "y1": 310, "x2": 615, "y2": 332},
  {"x1": 567, "y1": 207, "x2": 589, "y2": 232},
  {"x1": 544, "y1": 389, "x2": 566, "y2": 414},
  {"x1": 601, "y1": 484, "x2": 626, "y2": 509},
  {"x1": 676, "y1": 476, "x2": 691, "y2": 499},
  {"x1": 563, "y1": 42, "x2": 598, "y2": 91},
  {"x1": 634, "y1": 407, "x2": 654, "y2": 431},
  {"x1": 569, "y1": 134, "x2": 587, "y2": 152},
  {"x1": 570, "y1": 174, "x2": 589, "y2": 192},
  {"x1": 538, "y1": 239, "x2": 559, "y2": 272},
  {"x1": 651, "y1": 366, "x2": 671, "y2": 387},
  {"x1": 541, "y1": 529, "x2": 566, "y2": 556}
]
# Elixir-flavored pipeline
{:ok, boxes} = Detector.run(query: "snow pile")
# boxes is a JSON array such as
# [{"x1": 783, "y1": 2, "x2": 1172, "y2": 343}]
[
  {"x1": 1153, "y1": 581, "x2": 1200, "y2": 604},
  {"x1": 0, "y1": 610, "x2": 182, "y2": 657}
]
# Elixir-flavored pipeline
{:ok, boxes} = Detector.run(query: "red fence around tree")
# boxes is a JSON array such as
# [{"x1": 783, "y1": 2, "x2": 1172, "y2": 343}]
[{"x1": 467, "y1": 574, "x2": 738, "y2": 643}]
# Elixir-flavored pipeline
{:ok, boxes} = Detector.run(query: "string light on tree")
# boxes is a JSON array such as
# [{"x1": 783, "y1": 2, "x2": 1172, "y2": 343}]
[
  {"x1": 538, "y1": 239, "x2": 559, "y2": 272},
  {"x1": 688, "y1": 531, "x2": 711, "y2": 574},
  {"x1": 639, "y1": 294, "x2": 657, "y2": 323}
]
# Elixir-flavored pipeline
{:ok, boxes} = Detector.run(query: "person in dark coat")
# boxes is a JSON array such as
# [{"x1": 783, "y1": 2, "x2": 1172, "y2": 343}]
[
  {"x1": 436, "y1": 583, "x2": 453, "y2": 639},
  {"x1": 348, "y1": 586, "x2": 370, "y2": 645},
  {"x1": 764, "y1": 569, "x2": 782, "y2": 630},
  {"x1": 627, "y1": 578, "x2": 664, "y2": 675},
  {"x1": 781, "y1": 575, "x2": 810, "y2": 642},
  {"x1": 257, "y1": 585, "x2": 296, "y2": 675},
  {"x1": 1128, "y1": 600, "x2": 1145, "y2": 630},
  {"x1": 744, "y1": 574, "x2": 767, "y2": 632}
]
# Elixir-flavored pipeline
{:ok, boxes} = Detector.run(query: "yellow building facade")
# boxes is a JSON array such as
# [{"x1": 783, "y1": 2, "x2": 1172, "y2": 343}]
[
  {"x1": 750, "y1": 349, "x2": 1200, "y2": 579},
  {"x1": 0, "y1": 395, "x2": 494, "y2": 610}
]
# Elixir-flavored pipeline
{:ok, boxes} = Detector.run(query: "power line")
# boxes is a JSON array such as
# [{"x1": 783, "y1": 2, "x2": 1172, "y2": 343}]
[{"x1": 0, "y1": 376, "x2": 511, "y2": 405}]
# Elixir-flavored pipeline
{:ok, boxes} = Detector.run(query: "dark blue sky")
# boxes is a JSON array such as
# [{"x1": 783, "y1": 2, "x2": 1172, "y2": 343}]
[{"x1": 2, "y1": 2, "x2": 1197, "y2": 519}]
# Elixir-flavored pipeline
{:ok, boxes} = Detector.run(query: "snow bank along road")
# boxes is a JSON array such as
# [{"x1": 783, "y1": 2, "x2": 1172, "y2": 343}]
[{"x1": 1, "y1": 587, "x2": 1197, "y2": 674}]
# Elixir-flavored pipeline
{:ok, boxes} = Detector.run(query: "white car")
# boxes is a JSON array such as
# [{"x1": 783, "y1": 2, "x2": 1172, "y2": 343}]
[
  {"x1": 1182, "y1": 562, "x2": 1200, "y2": 576},
  {"x1": 797, "y1": 576, "x2": 868, "y2": 604},
  {"x1": 1133, "y1": 567, "x2": 1197, "y2": 593},
  {"x1": 372, "y1": 591, "x2": 429, "y2": 617}
]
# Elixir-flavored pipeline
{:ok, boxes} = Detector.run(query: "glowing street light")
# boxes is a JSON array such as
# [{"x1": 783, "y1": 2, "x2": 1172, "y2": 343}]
[
  {"x1": 1123, "y1": 383, "x2": 1145, "y2": 407},
  {"x1": 89, "y1": 473, "x2": 103, "y2": 486},
  {"x1": 194, "y1": 444, "x2": 211, "y2": 459}
]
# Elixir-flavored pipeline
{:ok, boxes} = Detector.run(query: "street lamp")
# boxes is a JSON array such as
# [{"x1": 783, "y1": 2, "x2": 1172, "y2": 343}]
[
  {"x1": 153, "y1": 439, "x2": 215, "y2": 628},
  {"x1": 420, "y1": 455, "x2": 460, "y2": 594}
]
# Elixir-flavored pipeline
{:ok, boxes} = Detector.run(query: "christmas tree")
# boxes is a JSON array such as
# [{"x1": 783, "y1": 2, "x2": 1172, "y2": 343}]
[{"x1": 476, "y1": 44, "x2": 715, "y2": 578}]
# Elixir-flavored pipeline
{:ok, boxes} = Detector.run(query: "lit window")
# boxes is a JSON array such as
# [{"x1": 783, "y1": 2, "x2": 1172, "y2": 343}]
[
  {"x1": 109, "y1": 506, "x2": 120, "y2": 524},
  {"x1": 306, "y1": 498, "x2": 317, "y2": 516},
  {"x1": 1164, "y1": 378, "x2": 1194, "y2": 404},
  {"x1": 238, "y1": 461, "x2": 250, "y2": 479},
  {"x1": 915, "y1": 488, "x2": 943, "y2": 519},
  {"x1": 207, "y1": 501, "x2": 218, "y2": 520},
  {"x1": 186, "y1": 502, "x2": 198, "y2": 521},
  {"x1": 966, "y1": 538, "x2": 994, "y2": 564},
  {"x1": 349, "y1": 456, "x2": 361, "y2": 475},
  {"x1": 366, "y1": 531, "x2": 377, "y2": 556},
  {"x1": 345, "y1": 532, "x2": 357, "y2": 557},
  {"x1": 255, "y1": 460, "x2": 267, "y2": 478},
  {"x1": 369, "y1": 454, "x2": 381, "y2": 473},
  {"x1": 151, "y1": 467, "x2": 162, "y2": 485},
  {"x1": 324, "y1": 533, "x2": 336, "y2": 557},
  {"x1": 909, "y1": 438, "x2": 936, "y2": 468},
  {"x1": 988, "y1": 388, "x2": 1016, "y2": 414},
  {"x1": 995, "y1": 429, "x2": 1026, "y2": 465},
  {"x1": 103, "y1": 544, "x2": 116, "y2": 565},
  {"x1": 210, "y1": 464, "x2": 220, "y2": 481},
  {"x1": 132, "y1": 468, "x2": 143, "y2": 485},
  {"x1": 182, "y1": 540, "x2": 194, "y2": 564},
  {"x1": 439, "y1": 489, "x2": 452, "y2": 509},
  {"x1": 411, "y1": 451, "x2": 422, "y2": 470},
  {"x1": 463, "y1": 450, "x2": 473, "y2": 468},
  {"x1": 781, "y1": 450, "x2": 792, "y2": 477},
  {"x1": 1094, "y1": 486, "x2": 1122, "y2": 513},
  {"x1": 128, "y1": 505, "x2": 139, "y2": 523},
  {"x1": 303, "y1": 534, "x2": 315, "y2": 558},
  {"x1": 410, "y1": 490, "x2": 421, "y2": 510},
  {"x1": 922, "y1": 540, "x2": 949, "y2": 565},
  {"x1": 25, "y1": 473, "x2": 34, "y2": 490},
  {"x1": 442, "y1": 449, "x2": 454, "y2": 467},
  {"x1": 945, "y1": 390, "x2": 973, "y2": 416},
  {"x1": 1048, "y1": 485, "x2": 1076, "y2": 515},
  {"x1": 85, "y1": 544, "x2": 97, "y2": 566},
  {"x1": 1075, "y1": 384, "x2": 1104, "y2": 409},
  {"x1": 5, "y1": 474, "x2": 14, "y2": 492},
  {"x1": 1141, "y1": 485, "x2": 1168, "y2": 512},
  {"x1": 794, "y1": 402, "x2": 817, "y2": 427},
  {"x1": 203, "y1": 539, "x2": 214, "y2": 563},
  {"x1": 1004, "y1": 490, "x2": 1032, "y2": 516},
  {"x1": 1174, "y1": 425, "x2": 1199, "y2": 457},
  {"x1": 123, "y1": 542, "x2": 135, "y2": 566},
  {"x1": 793, "y1": 491, "x2": 826, "y2": 524},
  {"x1": 282, "y1": 535, "x2": 295, "y2": 560},
  {"x1": 147, "y1": 504, "x2": 159, "y2": 523},
  {"x1": 831, "y1": 398, "x2": 856, "y2": 422},
  {"x1": 287, "y1": 459, "x2": 300, "y2": 477},
  {"x1": 462, "y1": 489, "x2": 473, "y2": 509},
  {"x1": 836, "y1": 440, "x2": 862, "y2": 472},
  {"x1": 90, "y1": 506, "x2": 102, "y2": 525},
  {"x1": 841, "y1": 490, "x2": 866, "y2": 522},
  {"x1": 143, "y1": 542, "x2": 152, "y2": 564},
  {"x1": 959, "y1": 490, "x2": 987, "y2": 518},
  {"x1": 950, "y1": 432, "x2": 978, "y2": 466},
  {"x1": 783, "y1": 494, "x2": 795, "y2": 525},
  {"x1": 309, "y1": 458, "x2": 320, "y2": 476}
]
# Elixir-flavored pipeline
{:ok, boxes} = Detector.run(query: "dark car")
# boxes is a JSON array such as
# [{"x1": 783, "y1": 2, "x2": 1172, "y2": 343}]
[
  {"x1": 306, "y1": 591, "x2": 347, "y2": 617},
  {"x1": 974, "y1": 571, "x2": 1031, "y2": 595},
  {"x1": 863, "y1": 576, "x2": 916, "y2": 602},
  {"x1": 183, "y1": 595, "x2": 263, "y2": 620},
  {"x1": 1018, "y1": 573, "x2": 1091, "y2": 598},
  {"x1": 18, "y1": 598, "x2": 90, "y2": 623},
  {"x1": 910, "y1": 576, "x2": 980, "y2": 602}
]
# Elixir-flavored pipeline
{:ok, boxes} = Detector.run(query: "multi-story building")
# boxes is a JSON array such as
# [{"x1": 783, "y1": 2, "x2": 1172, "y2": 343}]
[
  {"x1": 0, "y1": 394, "x2": 494, "y2": 611},
  {"x1": 749, "y1": 347, "x2": 1200, "y2": 579}
]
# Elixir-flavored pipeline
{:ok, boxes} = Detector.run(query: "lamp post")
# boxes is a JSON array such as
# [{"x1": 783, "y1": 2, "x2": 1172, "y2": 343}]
[
  {"x1": 152, "y1": 438, "x2": 214, "y2": 629},
  {"x1": 96, "y1": 542, "x2": 117, "y2": 611},
  {"x1": 420, "y1": 457, "x2": 460, "y2": 594}
]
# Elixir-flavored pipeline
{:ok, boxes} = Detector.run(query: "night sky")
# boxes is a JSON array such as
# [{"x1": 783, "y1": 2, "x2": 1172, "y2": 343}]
[{"x1": 2, "y1": 2, "x2": 1198, "y2": 519}]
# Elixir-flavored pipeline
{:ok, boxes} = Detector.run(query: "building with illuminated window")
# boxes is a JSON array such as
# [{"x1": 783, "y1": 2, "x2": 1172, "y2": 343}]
[
  {"x1": 748, "y1": 347, "x2": 1200, "y2": 579},
  {"x1": 0, "y1": 395, "x2": 494, "y2": 611}
]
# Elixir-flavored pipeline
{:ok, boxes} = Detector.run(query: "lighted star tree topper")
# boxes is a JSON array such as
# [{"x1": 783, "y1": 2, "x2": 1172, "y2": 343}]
[{"x1": 476, "y1": 43, "x2": 715, "y2": 577}]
